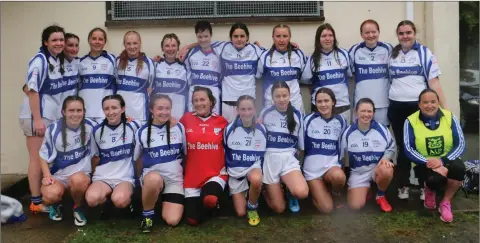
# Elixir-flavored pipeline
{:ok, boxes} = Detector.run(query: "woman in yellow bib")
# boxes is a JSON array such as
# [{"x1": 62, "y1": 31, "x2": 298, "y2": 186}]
[{"x1": 403, "y1": 89, "x2": 465, "y2": 223}]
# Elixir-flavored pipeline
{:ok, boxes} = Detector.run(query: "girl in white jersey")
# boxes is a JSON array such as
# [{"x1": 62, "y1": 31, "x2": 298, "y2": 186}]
[
  {"x1": 39, "y1": 96, "x2": 95, "y2": 226},
  {"x1": 303, "y1": 88, "x2": 347, "y2": 213},
  {"x1": 134, "y1": 94, "x2": 186, "y2": 233},
  {"x1": 19, "y1": 25, "x2": 66, "y2": 214},
  {"x1": 62, "y1": 33, "x2": 80, "y2": 98},
  {"x1": 184, "y1": 21, "x2": 222, "y2": 114},
  {"x1": 85, "y1": 95, "x2": 140, "y2": 215},
  {"x1": 79, "y1": 28, "x2": 116, "y2": 124},
  {"x1": 341, "y1": 98, "x2": 395, "y2": 212},
  {"x1": 387, "y1": 20, "x2": 448, "y2": 201},
  {"x1": 348, "y1": 20, "x2": 392, "y2": 126},
  {"x1": 152, "y1": 33, "x2": 188, "y2": 121},
  {"x1": 260, "y1": 81, "x2": 308, "y2": 214},
  {"x1": 302, "y1": 23, "x2": 352, "y2": 121},
  {"x1": 116, "y1": 31, "x2": 155, "y2": 124},
  {"x1": 257, "y1": 24, "x2": 306, "y2": 114},
  {"x1": 224, "y1": 95, "x2": 266, "y2": 226}
]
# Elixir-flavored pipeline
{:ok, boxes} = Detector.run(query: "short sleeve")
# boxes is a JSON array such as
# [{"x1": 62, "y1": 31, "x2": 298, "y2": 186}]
[
  {"x1": 301, "y1": 55, "x2": 313, "y2": 84},
  {"x1": 425, "y1": 48, "x2": 441, "y2": 81},
  {"x1": 39, "y1": 125, "x2": 56, "y2": 163},
  {"x1": 133, "y1": 129, "x2": 143, "y2": 161},
  {"x1": 26, "y1": 55, "x2": 46, "y2": 92}
]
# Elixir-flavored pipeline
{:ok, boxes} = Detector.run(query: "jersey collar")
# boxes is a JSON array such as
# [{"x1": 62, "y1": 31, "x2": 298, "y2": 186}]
[
  {"x1": 40, "y1": 46, "x2": 58, "y2": 61},
  {"x1": 235, "y1": 117, "x2": 255, "y2": 133},
  {"x1": 353, "y1": 119, "x2": 379, "y2": 135},
  {"x1": 360, "y1": 42, "x2": 379, "y2": 52},
  {"x1": 314, "y1": 112, "x2": 335, "y2": 123},
  {"x1": 419, "y1": 109, "x2": 443, "y2": 130},
  {"x1": 88, "y1": 50, "x2": 109, "y2": 60}
]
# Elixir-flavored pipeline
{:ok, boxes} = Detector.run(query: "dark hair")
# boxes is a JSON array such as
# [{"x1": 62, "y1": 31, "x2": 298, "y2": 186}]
[
  {"x1": 88, "y1": 27, "x2": 107, "y2": 42},
  {"x1": 271, "y1": 81, "x2": 296, "y2": 134},
  {"x1": 418, "y1": 88, "x2": 440, "y2": 102},
  {"x1": 65, "y1": 33, "x2": 80, "y2": 43},
  {"x1": 312, "y1": 23, "x2": 341, "y2": 72},
  {"x1": 195, "y1": 20, "x2": 212, "y2": 35},
  {"x1": 315, "y1": 87, "x2": 337, "y2": 113},
  {"x1": 232, "y1": 95, "x2": 256, "y2": 133},
  {"x1": 355, "y1": 97, "x2": 376, "y2": 113},
  {"x1": 161, "y1": 33, "x2": 181, "y2": 62},
  {"x1": 269, "y1": 24, "x2": 293, "y2": 65},
  {"x1": 100, "y1": 94, "x2": 127, "y2": 144},
  {"x1": 229, "y1": 23, "x2": 249, "y2": 41},
  {"x1": 118, "y1": 31, "x2": 145, "y2": 74},
  {"x1": 360, "y1": 19, "x2": 380, "y2": 33},
  {"x1": 61, "y1": 96, "x2": 86, "y2": 152},
  {"x1": 391, "y1": 20, "x2": 417, "y2": 59},
  {"x1": 147, "y1": 94, "x2": 173, "y2": 150},
  {"x1": 41, "y1": 25, "x2": 66, "y2": 75},
  {"x1": 192, "y1": 86, "x2": 216, "y2": 113}
]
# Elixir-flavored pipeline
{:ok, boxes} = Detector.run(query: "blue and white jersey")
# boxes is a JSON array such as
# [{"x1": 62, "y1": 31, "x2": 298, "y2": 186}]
[
  {"x1": 340, "y1": 120, "x2": 396, "y2": 174},
  {"x1": 133, "y1": 122, "x2": 186, "y2": 179},
  {"x1": 115, "y1": 56, "x2": 155, "y2": 121},
  {"x1": 349, "y1": 42, "x2": 392, "y2": 108},
  {"x1": 260, "y1": 105, "x2": 304, "y2": 152},
  {"x1": 19, "y1": 48, "x2": 66, "y2": 120},
  {"x1": 389, "y1": 41, "x2": 441, "y2": 102},
  {"x1": 214, "y1": 41, "x2": 264, "y2": 101},
  {"x1": 62, "y1": 57, "x2": 80, "y2": 99},
  {"x1": 256, "y1": 48, "x2": 306, "y2": 112},
  {"x1": 224, "y1": 118, "x2": 267, "y2": 178},
  {"x1": 302, "y1": 48, "x2": 352, "y2": 107},
  {"x1": 91, "y1": 120, "x2": 141, "y2": 182},
  {"x1": 303, "y1": 113, "x2": 347, "y2": 172},
  {"x1": 152, "y1": 59, "x2": 188, "y2": 120},
  {"x1": 39, "y1": 118, "x2": 97, "y2": 178},
  {"x1": 78, "y1": 51, "x2": 116, "y2": 119},
  {"x1": 185, "y1": 45, "x2": 222, "y2": 112}
]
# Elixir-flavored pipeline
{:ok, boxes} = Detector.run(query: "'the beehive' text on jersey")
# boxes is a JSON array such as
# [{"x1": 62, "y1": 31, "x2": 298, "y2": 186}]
[{"x1": 260, "y1": 106, "x2": 304, "y2": 152}]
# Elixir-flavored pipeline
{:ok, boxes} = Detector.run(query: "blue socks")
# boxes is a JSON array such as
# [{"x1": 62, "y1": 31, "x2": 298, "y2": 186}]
[
  {"x1": 143, "y1": 209, "x2": 154, "y2": 219},
  {"x1": 31, "y1": 195, "x2": 42, "y2": 205}
]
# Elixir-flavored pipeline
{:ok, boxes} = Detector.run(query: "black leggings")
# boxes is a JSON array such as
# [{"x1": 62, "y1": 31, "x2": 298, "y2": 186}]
[
  {"x1": 414, "y1": 158, "x2": 466, "y2": 191},
  {"x1": 184, "y1": 181, "x2": 224, "y2": 225},
  {"x1": 387, "y1": 100, "x2": 419, "y2": 187}
]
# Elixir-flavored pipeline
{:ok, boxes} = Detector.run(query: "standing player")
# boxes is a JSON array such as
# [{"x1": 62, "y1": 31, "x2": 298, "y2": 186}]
[
  {"x1": 62, "y1": 33, "x2": 81, "y2": 98},
  {"x1": 116, "y1": 31, "x2": 155, "y2": 124},
  {"x1": 39, "y1": 96, "x2": 95, "y2": 226},
  {"x1": 152, "y1": 33, "x2": 188, "y2": 121},
  {"x1": 341, "y1": 98, "x2": 395, "y2": 212},
  {"x1": 302, "y1": 23, "x2": 352, "y2": 120},
  {"x1": 257, "y1": 24, "x2": 306, "y2": 114},
  {"x1": 349, "y1": 20, "x2": 392, "y2": 126},
  {"x1": 260, "y1": 81, "x2": 308, "y2": 213},
  {"x1": 303, "y1": 88, "x2": 347, "y2": 213},
  {"x1": 78, "y1": 28, "x2": 116, "y2": 124},
  {"x1": 224, "y1": 95, "x2": 266, "y2": 226},
  {"x1": 85, "y1": 95, "x2": 140, "y2": 214},
  {"x1": 134, "y1": 94, "x2": 186, "y2": 233},
  {"x1": 184, "y1": 21, "x2": 222, "y2": 114},
  {"x1": 388, "y1": 20, "x2": 447, "y2": 200},
  {"x1": 19, "y1": 25, "x2": 66, "y2": 214},
  {"x1": 180, "y1": 86, "x2": 229, "y2": 226}
]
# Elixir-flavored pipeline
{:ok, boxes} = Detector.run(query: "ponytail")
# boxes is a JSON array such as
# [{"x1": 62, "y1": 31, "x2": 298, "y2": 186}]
[
  {"x1": 391, "y1": 44, "x2": 402, "y2": 59},
  {"x1": 286, "y1": 102, "x2": 296, "y2": 135}
]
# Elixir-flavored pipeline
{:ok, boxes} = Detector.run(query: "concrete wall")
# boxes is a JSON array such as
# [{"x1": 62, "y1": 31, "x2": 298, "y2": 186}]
[{"x1": 0, "y1": 2, "x2": 459, "y2": 174}]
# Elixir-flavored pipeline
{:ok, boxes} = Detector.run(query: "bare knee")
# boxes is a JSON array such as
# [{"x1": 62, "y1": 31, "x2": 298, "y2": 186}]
[
  {"x1": 68, "y1": 173, "x2": 90, "y2": 191},
  {"x1": 271, "y1": 203, "x2": 286, "y2": 213},
  {"x1": 331, "y1": 171, "x2": 346, "y2": 186},
  {"x1": 315, "y1": 200, "x2": 333, "y2": 214},
  {"x1": 111, "y1": 192, "x2": 131, "y2": 208},
  {"x1": 291, "y1": 186, "x2": 309, "y2": 199},
  {"x1": 236, "y1": 208, "x2": 246, "y2": 217},
  {"x1": 163, "y1": 214, "x2": 182, "y2": 226},
  {"x1": 377, "y1": 166, "x2": 394, "y2": 180},
  {"x1": 42, "y1": 187, "x2": 63, "y2": 205},
  {"x1": 143, "y1": 173, "x2": 163, "y2": 190},
  {"x1": 348, "y1": 200, "x2": 366, "y2": 211},
  {"x1": 85, "y1": 189, "x2": 106, "y2": 207},
  {"x1": 249, "y1": 173, "x2": 263, "y2": 191}
]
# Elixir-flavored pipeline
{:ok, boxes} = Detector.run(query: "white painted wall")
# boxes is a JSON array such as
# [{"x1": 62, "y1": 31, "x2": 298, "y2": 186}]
[{"x1": 0, "y1": 1, "x2": 459, "y2": 174}]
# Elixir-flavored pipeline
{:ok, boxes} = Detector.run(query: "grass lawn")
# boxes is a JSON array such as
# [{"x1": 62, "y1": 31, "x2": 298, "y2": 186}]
[{"x1": 66, "y1": 211, "x2": 479, "y2": 243}]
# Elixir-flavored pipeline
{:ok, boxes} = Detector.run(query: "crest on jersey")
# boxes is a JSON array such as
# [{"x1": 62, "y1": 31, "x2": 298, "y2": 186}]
[
  {"x1": 214, "y1": 128, "x2": 221, "y2": 135},
  {"x1": 186, "y1": 128, "x2": 193, "y2": 133},
  {"x1": 101, "y1": 64, "x2": 108, "y2": 71}
]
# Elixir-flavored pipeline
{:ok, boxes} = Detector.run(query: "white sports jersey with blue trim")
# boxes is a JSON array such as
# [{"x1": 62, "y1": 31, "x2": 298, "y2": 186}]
[
  {"x1": 115, "y1": 56, "x2": 155, "y2": 121},
  {"x1": 214, "y1": 41, "x2": 263, "y2": 101},
  {"x1": 185, "y1": 46, "x2": 222, "y2": 113},
  {"x1": 349, "y1": 42, "x2": 392, "y2": 108},
  {"x1": 340, "y1": 120, "x2": 396, "y2": 174},
  {"x1": 224, "y1": 119, "x2": 267, "y2": 179},
  {"x1": 133, "y1": 123, "x2": 186, "y2": 182},
  {"x1": 91, "y1": 120, "x2": 141, "y2": 183},
  {"x1": 19, "y1": 49, "x2": 67, "y2": 120},
  {"x1": 302, "y1": 48, "x2": 352, "y2": 107},
  {"x1": 389, "y1": 41, "x2": 441, "y2": 102},
  {"x1": 303, "y1": 113, "x2": 347, "y2": 178},
  {"x1": 256, "y1": 49, "x2": 306, "y2": 113},
  {"x1": 39, "y1": 118, "x2": 96, "y2": 178},
  {"x1": 260, "y1": 106, "x2": 304, "y2": 153},
  {"x1": 62, "y1": 57, "x2": 80, "y2": 99},
  {"x1": 152, "y1": 60, "x2": 188, "y2": 120},
  {"x1": 78, "y1": 51, "x2": 116, "y2": 119}
]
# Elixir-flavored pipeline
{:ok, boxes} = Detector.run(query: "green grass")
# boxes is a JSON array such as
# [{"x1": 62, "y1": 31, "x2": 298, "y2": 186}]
[{"x1": 65, "y1": 212, "x2": 479, "y2": 243}]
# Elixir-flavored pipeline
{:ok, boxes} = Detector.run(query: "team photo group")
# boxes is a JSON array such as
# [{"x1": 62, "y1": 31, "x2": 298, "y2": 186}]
[{"x1": 20, "y1": 18, "x2": 466, "y2": 233}]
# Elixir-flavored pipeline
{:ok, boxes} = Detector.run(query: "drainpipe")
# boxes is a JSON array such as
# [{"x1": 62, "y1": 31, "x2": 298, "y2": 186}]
[{"x1": 406, "y1": 2, "x2": 414, "y2": 21}]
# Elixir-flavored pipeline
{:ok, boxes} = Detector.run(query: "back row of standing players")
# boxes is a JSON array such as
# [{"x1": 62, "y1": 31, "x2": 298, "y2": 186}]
[{"x1": 20, "y1": 19, "x2": 448, "y2": 229}]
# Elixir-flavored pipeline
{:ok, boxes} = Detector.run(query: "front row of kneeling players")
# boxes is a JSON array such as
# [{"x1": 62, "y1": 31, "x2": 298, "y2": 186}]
[{"x1": 39, "y1": 82, "x2": 465, "y2": 231}]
